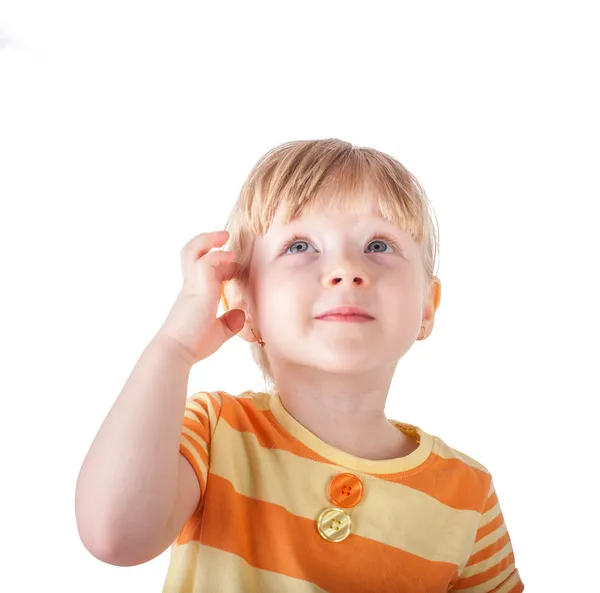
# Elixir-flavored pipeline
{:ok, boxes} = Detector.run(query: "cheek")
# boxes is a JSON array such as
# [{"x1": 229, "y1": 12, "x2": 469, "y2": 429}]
[
  {"x1": 379, "y1": 274, "x2": 422, "y2": 313},
  {"x1": 257, "y1": 271, "x2": 314, "y2": 322},
  {"x1": 252, "y1": 272, "x2": 290, "y2": 310}
]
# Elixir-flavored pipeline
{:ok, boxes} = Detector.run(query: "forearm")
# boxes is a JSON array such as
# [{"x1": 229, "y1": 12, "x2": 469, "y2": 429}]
[{"x1": 75, "y1": 332, "x2": 192, "y2": 556}]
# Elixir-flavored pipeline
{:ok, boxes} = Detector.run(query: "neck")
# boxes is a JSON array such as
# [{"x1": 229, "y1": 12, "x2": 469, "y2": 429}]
[{"x1": 269, "y1": 361, "x2": 415, "y2": 460}]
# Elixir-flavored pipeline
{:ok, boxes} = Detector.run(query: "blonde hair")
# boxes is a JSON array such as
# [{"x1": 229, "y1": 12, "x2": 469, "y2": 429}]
[{"x1": 222, "y1": 138, "x2": 439, "y2": 386}]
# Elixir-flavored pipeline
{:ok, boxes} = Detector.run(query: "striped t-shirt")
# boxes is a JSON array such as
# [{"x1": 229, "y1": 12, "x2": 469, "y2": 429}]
[{"x1": 162, "y1": 390, "x2": 524, "y2": 592}]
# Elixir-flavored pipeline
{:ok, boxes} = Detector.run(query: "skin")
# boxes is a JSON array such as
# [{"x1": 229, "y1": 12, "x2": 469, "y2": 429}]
[{"x1": 227, "y1": 193, "x2": 441, "y2": 460}]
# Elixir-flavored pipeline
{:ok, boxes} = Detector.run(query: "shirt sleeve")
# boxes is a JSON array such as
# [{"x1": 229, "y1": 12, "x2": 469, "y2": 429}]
[
  {"x1": 178, "y1": 390, "x2": 224, "y2": 505},
  {"x1": 450, "y1": 478, "x2": 524, "y2": 592}
]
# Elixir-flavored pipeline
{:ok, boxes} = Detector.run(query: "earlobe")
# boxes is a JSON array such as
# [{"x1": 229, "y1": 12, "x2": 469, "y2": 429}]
[
  {"x1": 238, "y1": 318, "x2": 258, "y2": 344},
  {"x1": 238, "y1": 318, "x2": 264, "y2": 345},
  {"x1": 250, "y1": 328, "x2": 265, "y2": 347}
]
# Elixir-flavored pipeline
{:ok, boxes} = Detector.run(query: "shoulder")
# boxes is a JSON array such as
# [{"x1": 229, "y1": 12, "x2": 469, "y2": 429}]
[
  {"x1": 429, "y1": 432, "x2": 494, "y2": 504},
  {"x1": 433, "y1": 434, "x2": 490, "y2": 473},
  {"x1": 185, "y1": 389, "x2": 272, "y2": 416}
]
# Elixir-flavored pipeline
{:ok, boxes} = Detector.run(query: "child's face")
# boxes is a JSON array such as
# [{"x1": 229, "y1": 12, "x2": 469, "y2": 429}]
[{"x1": 246, "y1": 193, "x2": 432, "y2": 375}]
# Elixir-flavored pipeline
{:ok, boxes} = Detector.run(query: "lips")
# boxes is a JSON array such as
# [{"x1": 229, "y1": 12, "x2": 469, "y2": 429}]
[{"x1": 315, "y1": 306, "x2": 375, "y2": 321}]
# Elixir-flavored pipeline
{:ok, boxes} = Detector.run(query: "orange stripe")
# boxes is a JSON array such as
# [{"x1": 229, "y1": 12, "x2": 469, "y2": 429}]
[
  {"x1": 181, "y1": 407, "x2": 210, "y2": 478},
  {"x1": 453, "y1": 552, "x2": 516, "y2": 589},
  {"x1": 183, "y1": 414, "x2": 210, "y2": 444},
  {"x1": 183, "y1": 392, "x2": 221, "y2": 440},
  {"x1": 484, "y1": 490, "x2": 498, "y2": 512},
  {"x1": 482, "y1": 574, "x2": 524, "y2": 593},
  {"x1": 466, "y1": 531, "x2": 511, "y2": 566},
  {"x1": 486, "y1": 575, "x2": 524, "y2": 593},
  {"x1": 180, "y1": 474, "x2": 458, "y2": 592},
  {"x1": 218, "y1": 396, "x2": 491, "y2": 511},
  {"x1": 176, "y1": 498, "x2": 206, "y2": 544},
  {"x1": 223, "y1": 398, "x2": 335, "y2": 463},
  {"x1": 475, "y1": 511, "x2": 504, "y2": 542},
  {"x1": 191, "y1": 391, "x2": 223, "y2": 421},
  {"x1": 377, "y1": 457, "x2": 490, "y2": 511},
  {"x1": 211, "y1": 391, "x2": 225, "y2": 414},
  {"x1": 182, "y1": 391, "x2": 222, "y2": 455},
  {"x1": 179, "y1": 440, "x2": 208, "y2": 484}
]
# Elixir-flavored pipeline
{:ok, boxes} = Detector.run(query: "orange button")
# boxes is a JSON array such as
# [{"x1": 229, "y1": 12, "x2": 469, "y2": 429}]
[{"x1": 328, "y1": 473, "x2": 364, "y2": 508}]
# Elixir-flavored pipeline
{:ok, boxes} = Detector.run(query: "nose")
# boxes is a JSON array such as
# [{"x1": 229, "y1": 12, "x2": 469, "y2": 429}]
[
  {"x1": 323, "y1": 253, "x2": 369, "y2": 288},
  {"x1": 329, "y1": 275, "x2": 365, "y2": 286}
]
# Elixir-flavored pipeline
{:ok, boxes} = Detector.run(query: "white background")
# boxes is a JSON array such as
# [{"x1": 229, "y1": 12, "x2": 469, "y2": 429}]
[{"x1": 1, "y1": 1, "x2": 598, "y2": 590}]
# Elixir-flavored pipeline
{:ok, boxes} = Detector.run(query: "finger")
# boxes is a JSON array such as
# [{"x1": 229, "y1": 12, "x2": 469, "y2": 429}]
[
  {"x1": 181, "y1": 230, "x2": 229, "y2": 271},
  {"x1": 198, "y1": 249, "x2": 234, "y2": 270},
  {"x1": 195, "y1": 251, "x2": 240, "y2": 283},
  {"x1": 218, "y1": 308, "x2": 246, "y2": 340},
  {"x1": 214, "y1": 260, "x2": 242, "y2": 284}
]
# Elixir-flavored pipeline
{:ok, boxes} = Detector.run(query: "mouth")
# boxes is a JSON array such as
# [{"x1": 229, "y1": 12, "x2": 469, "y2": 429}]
[{"x1": 315, "y1": 306, "x2": 375, "y2": 323}]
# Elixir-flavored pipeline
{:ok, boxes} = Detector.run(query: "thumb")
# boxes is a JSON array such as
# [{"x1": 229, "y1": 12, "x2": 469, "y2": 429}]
[{"x1": 218, "y1": 308, "x2": 246, "y2": 340}]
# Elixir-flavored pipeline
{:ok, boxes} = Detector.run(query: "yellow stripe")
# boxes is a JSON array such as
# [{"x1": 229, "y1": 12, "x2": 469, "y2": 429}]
[
  {"x1": 460, "y1": 542, "x2": 515, "y2": 578},
  {"x1": 181, "y1": 424, "x2": 208, "y2": 456},
  {"x1": 433, "y1": 440, "x2": 489, "y2": 474},
  {"x1": 180, "y1": 434, "x2": 207, "y2": 487},
  {"x1": 472, "y1": 520, "x2": 508, "y2": 555},
  {"x1": 186, "y1": 390, "x2": 222, "y2": 432},
  {"x1": 481, "y1": 498, "x2": 500, "y2": 526},
  {"x1": 475, "y1": 506, "x2": 509, "y2": 550},
  {"x1": 162, "y1": 538, "x2": 195, "y2": 591},
  {"x1": 237, "y1": 389, "x2": 267, "y2": 408},
  {"x1": 210, "y1": 420, "x2": 480, "y2": 565},
  {"x1": 490, "y1": 569, "x2": 522, "y2": 593},
  {"x1": 458, "y1": 565, "x2": 520, "y2": 593}
]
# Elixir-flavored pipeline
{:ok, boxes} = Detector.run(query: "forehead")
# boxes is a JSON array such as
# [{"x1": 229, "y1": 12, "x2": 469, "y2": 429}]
[{"x1": 266, "y1": 190, "x2": 406, "y2": 235}]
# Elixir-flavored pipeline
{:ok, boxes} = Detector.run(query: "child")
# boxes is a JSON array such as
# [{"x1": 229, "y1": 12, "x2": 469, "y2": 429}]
[{"x1": 75, "y1": 138, "x2": 524, "y2": 592}]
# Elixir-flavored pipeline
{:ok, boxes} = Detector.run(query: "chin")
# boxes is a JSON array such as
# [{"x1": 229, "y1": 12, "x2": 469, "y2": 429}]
[{"x1": 309, "y1": 350, "x2": 382, "y2": 375}]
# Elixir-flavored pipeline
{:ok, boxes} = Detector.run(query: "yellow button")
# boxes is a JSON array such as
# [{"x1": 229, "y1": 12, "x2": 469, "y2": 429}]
[{"x1": 317, "y1": 507, "x2": 352, "y2": 542}]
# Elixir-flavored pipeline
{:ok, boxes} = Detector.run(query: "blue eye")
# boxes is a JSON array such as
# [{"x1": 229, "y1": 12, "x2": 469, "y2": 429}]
[
  {"x1": 282, "y1": 235, "x2": 397, "y2": 255},
  {"x1": 286, "y1": 239, "x2": 316, "y2": 254},
  {"x1": 366, "y1": 239, "x2": 393, "y2": 253}
]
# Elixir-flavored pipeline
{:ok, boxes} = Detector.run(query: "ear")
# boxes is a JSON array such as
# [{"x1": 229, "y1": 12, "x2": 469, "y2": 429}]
[
  {"x1": 221, "y1": 279, "x2": 262, "y2": 345},
  {"x1": 422, "y1": 275, "x2": 441, "y2": 328}
]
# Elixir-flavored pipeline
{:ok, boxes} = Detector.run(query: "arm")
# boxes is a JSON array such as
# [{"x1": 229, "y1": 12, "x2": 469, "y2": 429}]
[
  {"x1": 75, "y1": 230, "x2": 245, "y2": 566},
  {"x1": 75, "y1": 332, "x2": 199, "y2": 566}
]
